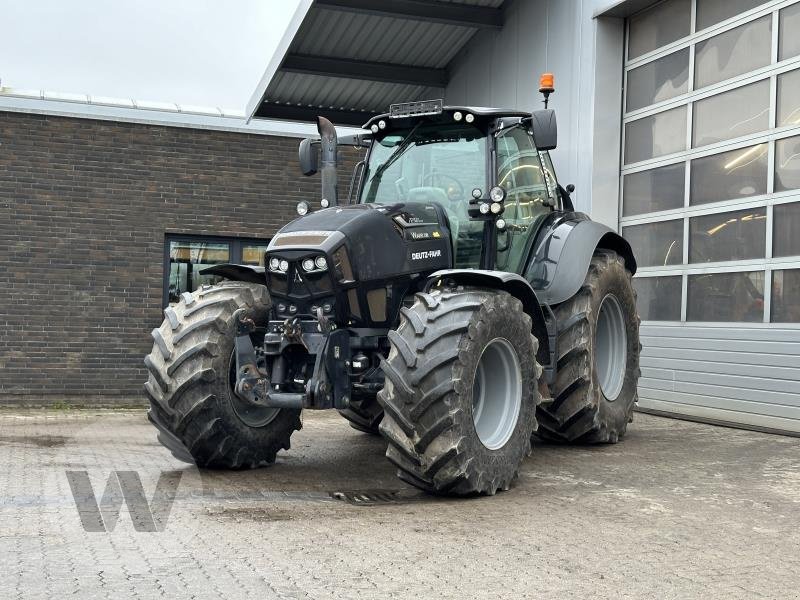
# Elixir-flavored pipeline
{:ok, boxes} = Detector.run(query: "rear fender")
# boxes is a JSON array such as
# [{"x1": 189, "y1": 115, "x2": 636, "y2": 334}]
[
  {"x1": 425, "y1": 269, "x2": 551, "y2": 366},
  {"x1": 200, "y1": 264, "x2": 267, "y2": 286},
  {"x1": 524, "y1": 215, "x2": 636, "y2": 306}
]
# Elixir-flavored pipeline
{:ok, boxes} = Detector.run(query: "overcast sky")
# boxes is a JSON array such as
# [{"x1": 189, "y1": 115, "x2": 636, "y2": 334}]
[{"x1": 0, "y1": 0, "x2": 302, "y2": 111}]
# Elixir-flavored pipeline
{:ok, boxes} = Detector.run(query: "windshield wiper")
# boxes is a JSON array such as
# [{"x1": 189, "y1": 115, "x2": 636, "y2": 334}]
[{"x1": 372, "y1": 121, "x2": 424, "y2": 180}]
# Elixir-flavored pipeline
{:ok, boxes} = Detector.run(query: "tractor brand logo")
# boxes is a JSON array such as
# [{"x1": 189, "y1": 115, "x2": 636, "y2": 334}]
[
  {"x1": 432, "y1": 231, "x2": 441, "y2": 238},
  {"x1": 410, "y1": 249, "x2": 442, "y2": 261}
]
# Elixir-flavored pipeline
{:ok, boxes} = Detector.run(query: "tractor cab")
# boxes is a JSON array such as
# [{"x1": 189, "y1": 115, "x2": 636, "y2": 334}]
[{"x1": 357, "y1": 101, "x2": 565, "y2": 274}]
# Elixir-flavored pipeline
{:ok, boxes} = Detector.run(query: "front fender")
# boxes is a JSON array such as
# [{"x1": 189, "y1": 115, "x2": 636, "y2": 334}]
[
  {"x1": 425, "y1": 269, "x2": 550, "y2": 366},
  {"x1": 200, "y1": 263, "x2": 267, "y2": 285},
  {"x1": 524, "y1": 214, "x2": 636, "y2": 306}
]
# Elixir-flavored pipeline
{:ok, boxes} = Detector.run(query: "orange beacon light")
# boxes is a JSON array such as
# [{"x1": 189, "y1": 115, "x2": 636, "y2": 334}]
[
  {"x1": 539, "y1": 72, "x2": 555, "y2": 108},
  {"x1": 539, "y1": 72, "x2": 555, "y2": 94}
]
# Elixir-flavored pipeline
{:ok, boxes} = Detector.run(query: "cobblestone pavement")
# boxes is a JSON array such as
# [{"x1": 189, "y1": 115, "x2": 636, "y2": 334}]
[{"x1": 1, "y1": 409, "x2": 799, "y2": 599}]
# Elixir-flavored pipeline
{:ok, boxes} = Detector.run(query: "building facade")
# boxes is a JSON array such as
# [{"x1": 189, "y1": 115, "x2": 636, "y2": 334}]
[
  {"x1": 1, "y1": 0, "x2": 798, "y2": 434},
  {"x1": 0, "y1": 108, "x2": 362, "y2": 404}
]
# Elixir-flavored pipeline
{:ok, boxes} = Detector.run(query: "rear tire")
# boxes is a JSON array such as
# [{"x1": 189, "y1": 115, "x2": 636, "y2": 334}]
[
  {"x1": 143, "y1": 282, "x2": 301, "y2": 468},
  {"x1": 378, "y1": 289, "x2": 541, "y2": 496},
  {"x1": 536, "y1": 250, "x2": 641, "y2": 443}
]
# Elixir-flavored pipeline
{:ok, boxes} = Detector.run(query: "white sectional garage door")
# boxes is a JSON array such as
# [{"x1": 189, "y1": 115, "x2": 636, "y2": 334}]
[{"x1": 621, "y1": 0, "x2": 800, "y2": 433}]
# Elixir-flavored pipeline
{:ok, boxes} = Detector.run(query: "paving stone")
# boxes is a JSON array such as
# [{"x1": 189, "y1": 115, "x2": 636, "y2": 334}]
[{"x1": 0, "y1": 409, "x2": 798, "y2": 599}]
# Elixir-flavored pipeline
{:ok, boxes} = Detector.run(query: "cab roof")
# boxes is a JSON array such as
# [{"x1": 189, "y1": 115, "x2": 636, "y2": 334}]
[{"x1": 362, "y1": 104, "x2": 530, "y2": 130}]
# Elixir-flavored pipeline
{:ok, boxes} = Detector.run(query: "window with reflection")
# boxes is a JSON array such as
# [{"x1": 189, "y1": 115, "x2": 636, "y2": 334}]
[
  {"x1": 696, "y1": 0, "x2": 769, "y2": 30},
  {"x1": 242, "y1": 244, "x2": 269, "y2": 266},
  {"x1": 689, "y1": 207, "x2": 766, "y2": 263},
  {"x1": 164, "y1": 236, "x2": 270, "y2": 306},
  {"x1": 692, "y1": 80, "x2": 769, "y2": 147},
  {"x1": 778, "y1": 69, "x2": 800, "y2": 127},
  {"x1": 773, "y1": 202, "x2": 800, "y2": 257},
  {"x1": 625, "y1": 106, "x2": 687, "y2": 164},
  {"x1": 775, "y1": 135, "x2": 800, "y2": 191},
  {"x1": 623, "y1": 162, "x2": 685, "y2": 216},
  {"x1": 780, "y1": 3, "x2": 800, "y2": 61},
  {"x1": 694, "y1": 16, "x2": 771, "y2": 89},
  {"x1": 167, "y1": 240, "x2": 229, "y2": 304},
  {"x1": 495, "y1": 127, "x2": 550, "y2": 273},
  {"x1": 772, "y1": 269, "x2": 800, "y2": 322},
  {"x1": 626, "y1": 49, "x2": 689, "y2": 112},
  {"x1": 690, "y1": 144, "x2": 768, "y2": 205},
  {"x1": 623, "y1": 220, "x2": 683, "y2": 267},
  {"x1": 688, "y1": 271, "x2": 764, "y2": 321},
  {"x1": 628, "y1": 0, "x2": 690, "y2": 59},
  {"x1": 633, "y1": 276, "x2": 682, "y2": 321}
]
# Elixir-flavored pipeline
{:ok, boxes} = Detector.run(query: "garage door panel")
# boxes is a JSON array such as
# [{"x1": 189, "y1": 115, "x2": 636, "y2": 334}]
[{"x1": 637, "y1": 388, "x2": 800, "y2": 421}]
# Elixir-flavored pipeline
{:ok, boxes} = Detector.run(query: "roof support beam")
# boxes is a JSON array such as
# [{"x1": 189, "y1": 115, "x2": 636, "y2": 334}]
[
  {"x1": 255, "y1": 102, "x2": 375, "y2": 126},
  {"x1": 314, "y1": 0, "x2": 504, "y2": 29},
  {"x1": 281, "y1": 54, "x2": 448, "y2": 87}
]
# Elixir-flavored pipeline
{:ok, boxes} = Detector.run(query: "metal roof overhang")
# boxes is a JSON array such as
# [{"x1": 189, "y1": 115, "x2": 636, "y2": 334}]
[
  {"x1": 593, "y1": 0, "x2": 660, "y2": 18},
  {"x1": 247, "y1": 0, "x2": 507, "y2": 127}
]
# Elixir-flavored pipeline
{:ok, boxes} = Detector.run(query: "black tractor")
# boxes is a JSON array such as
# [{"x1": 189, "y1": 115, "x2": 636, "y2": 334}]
[{"x1": 144, "y1": 85, "x2": 640, "y2": 496}]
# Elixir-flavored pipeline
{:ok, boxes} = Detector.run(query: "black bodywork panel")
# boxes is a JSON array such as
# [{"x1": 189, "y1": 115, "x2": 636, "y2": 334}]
[
  {"x1": 524, "y1": 212, "x2": 636, "y2": 306},
  {"x1": 265, "y1": 203, "x2": 452, "y2": 326},
  {"x1": 201, "y1": 263, "x2": 266, "y2": 285}
]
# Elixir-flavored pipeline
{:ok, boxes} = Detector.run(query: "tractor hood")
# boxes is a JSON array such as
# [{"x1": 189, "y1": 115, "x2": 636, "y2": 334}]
[{"x1": 266, "y1": 203, "x2": 453, "y2": 281}]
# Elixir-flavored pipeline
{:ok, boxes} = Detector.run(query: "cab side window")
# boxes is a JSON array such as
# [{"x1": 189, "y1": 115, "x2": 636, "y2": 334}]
[{"x1": 495, "y1": 127, "x2": 551, "y2": 272}]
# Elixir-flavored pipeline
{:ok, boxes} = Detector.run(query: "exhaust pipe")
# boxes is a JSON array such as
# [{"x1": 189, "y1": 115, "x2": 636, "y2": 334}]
[{"x1": 317, "y1": 116, "x2": 338, "y2": 206}]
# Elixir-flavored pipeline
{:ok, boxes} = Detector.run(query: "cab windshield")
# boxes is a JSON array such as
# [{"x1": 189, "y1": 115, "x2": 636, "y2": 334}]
[{"x1": 361, "y1": 122, "x2": 487, "y2": 267}]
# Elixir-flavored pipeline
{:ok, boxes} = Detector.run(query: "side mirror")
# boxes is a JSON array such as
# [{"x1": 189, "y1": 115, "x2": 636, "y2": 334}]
[
  {"x1": 298, "y1": 138, "x2": 319, "y2": 176},
  {"x1": 530, "y1": 109, "x2": 557, "y2": 151}
]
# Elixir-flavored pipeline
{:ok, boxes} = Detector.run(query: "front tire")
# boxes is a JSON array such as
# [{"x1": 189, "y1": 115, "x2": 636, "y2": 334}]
[
  {"x1": 378, "y1": 289, "x2": 541, "y2": 496},
  {"x1": 537, "y1": 250, "x2": 641, "y2": 443},
  {"x1": 143, "y1": 281, "x2": 301, "y2": 468}
]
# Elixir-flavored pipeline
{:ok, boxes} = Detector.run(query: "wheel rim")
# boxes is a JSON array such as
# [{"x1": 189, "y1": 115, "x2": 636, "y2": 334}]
[
  {"x1": 471, "y1": 338, "x2": 522, "y2": 450},
  {"x1": 227, "y1": 350, "x2": 281, "y2": 428},
  {"x1": 596, "y1": 294, "x2": 628, "y2": 401}
]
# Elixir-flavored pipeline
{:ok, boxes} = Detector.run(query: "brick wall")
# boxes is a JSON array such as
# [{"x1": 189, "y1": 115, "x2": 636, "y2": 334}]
[{"x1": 0, "y1": 111, "x2": 364, "y2": 405}]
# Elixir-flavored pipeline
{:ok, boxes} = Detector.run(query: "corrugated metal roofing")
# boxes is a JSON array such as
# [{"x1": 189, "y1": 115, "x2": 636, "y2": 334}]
[
  {"x1": 266, "y1": 71, "x2": 441, "y2": 112},
  {"x1": 253, "y1": 0, "x2": 507, "y2": 124},
  {"x1": 292, "y1": 9, "x2": 478, "y2": 68}
]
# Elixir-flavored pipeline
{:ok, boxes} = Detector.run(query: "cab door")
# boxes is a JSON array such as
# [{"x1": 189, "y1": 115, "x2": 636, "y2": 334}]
[{"x1": 495, "y1": 126, "x2": 553, "y2": 273}]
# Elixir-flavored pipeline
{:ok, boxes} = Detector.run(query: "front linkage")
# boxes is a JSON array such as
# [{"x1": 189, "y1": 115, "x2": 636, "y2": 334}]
[{"x1": 233, "y1": 308, "x2": 382, "y2": 413}]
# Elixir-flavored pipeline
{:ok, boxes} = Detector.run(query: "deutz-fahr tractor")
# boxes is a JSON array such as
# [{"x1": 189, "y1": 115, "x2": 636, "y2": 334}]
[{"x1": 144, "y1": 78, "x2": 640, "y2": 496}]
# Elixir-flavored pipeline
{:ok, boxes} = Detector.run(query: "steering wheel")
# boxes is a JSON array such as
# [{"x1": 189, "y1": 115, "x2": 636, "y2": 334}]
[{"x1": 422, "y1": 173, "x2": 464, "y2": 202}]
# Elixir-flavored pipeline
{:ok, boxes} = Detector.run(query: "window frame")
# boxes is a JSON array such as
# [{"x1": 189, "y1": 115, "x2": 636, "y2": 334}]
[
  {"x1": 621, "y1": 0, "x2": 800, "y2": 326},
  {"x1": 162, "y1": 233, "x2": 271, "y2": 307}
]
